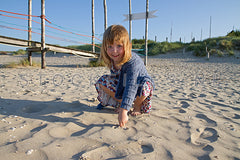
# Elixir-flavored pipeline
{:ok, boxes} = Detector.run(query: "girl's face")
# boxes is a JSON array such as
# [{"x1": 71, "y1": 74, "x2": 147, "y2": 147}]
[{"x1": 107, "y1": 42, "x2": 124, "y2": 65}]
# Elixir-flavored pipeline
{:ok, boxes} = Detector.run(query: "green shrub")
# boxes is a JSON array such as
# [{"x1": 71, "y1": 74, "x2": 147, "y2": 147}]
[
  {"x1": 227, "y1": 49, "x2": 234, "y2": 56},
  {"x1": 210, "y1": 49, "x2": 217, "y2": 55},
  {"x1": 186, "y1": 42, "x2": 201, "y2": 51},
  {"x1": 88, "y1": 58, "x2": 105, "y2": 67},
  {"x1": 194, "y1": 48, "x2": 206, "y2": 57},
  {"x1": 227, "y1": 30, "x2": 240, "y2": 37},
  {"x1": 196, "y1": 47, "x2": 206, "y2": 56},
  {"x1": 187, "y1": 42, "x2": 206, "y2": 56},
  {"x1": 148, "y1": 43, "x2": 161, "y2": 55},
  {"x1": 208, "y1": 40, "x2": 217, "y2": 48},
  {"x1": 13, "y1": 49, "x2": 26, "y2": 55},
  {"x1": 132, "y1": 39, "x2": 145, "y2": 44},
  {"x1": 132, "y1": 43, "x2": 144, "y2": 49},
  {"x1": 210, "y1": 49, "x2": 234, "y2": 56},
  {"x1": 161, "y1": 43, "x2": 169, "y2": 53},
  {"x1": 219, "y1": 40, "x2": 232, "y2": 50},
  {"x1": 147, "y1": 42, "x2": 183, "y2": 55},
  {"x1": 216, "y1": 50, "x2": 224, "y2": 57},
  {"x1": 231, "y1": 37, "x2": 240, "y2": 50}
]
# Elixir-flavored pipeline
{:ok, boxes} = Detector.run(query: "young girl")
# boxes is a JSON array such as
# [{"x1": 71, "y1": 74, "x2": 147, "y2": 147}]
[{"x1": 95, "y1": 25, "x2": 154, "y2": 127}]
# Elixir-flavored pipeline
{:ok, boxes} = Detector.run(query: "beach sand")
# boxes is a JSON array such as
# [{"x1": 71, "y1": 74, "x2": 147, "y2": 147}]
[{"x1": 0, "y1": 52, "x2": 239, "y2": 160}]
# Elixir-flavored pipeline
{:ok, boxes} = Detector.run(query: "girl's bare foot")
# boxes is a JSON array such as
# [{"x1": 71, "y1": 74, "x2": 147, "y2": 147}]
[
  {"x1": 130, "y1": 108, "x2": 142, "y2": 116},
  {"x1": 131, "y1": 96, "x2": 146, "y2": 116}
]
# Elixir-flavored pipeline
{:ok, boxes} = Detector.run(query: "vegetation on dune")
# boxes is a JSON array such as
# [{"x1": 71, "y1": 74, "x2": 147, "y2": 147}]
[
  {"x1": 131, "y1": 30, "x2": 240, "y2": 57},
  {"x1": 13, "y1": 49, "x2": 27, "y2": 55},
  {"x1": 88, "y1": 58, "x2": 105, "y2": 67},
  {"x1": 186, "y1": 30, "x2": 240, "y2": 57},
  {"x1": 132, "y1": 39, "x2": 184, "y2": 55},
  {"x1": 146, "y1": 42, "x2": 184, "y2": 55},
  {"x1": 0, "y1": 49, "x2": 27, "y2": 55},
  {"x1": 3, "y1": 58, "x2": 40, "y2": 68}
]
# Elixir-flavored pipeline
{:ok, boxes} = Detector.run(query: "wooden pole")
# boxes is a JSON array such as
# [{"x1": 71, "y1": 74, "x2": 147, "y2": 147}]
[
  {"x1": 200, "y1": 28, "x2": 202, "y2": 41},
  {"x1": 104, "y1": 0, "x2": 107, "y2": 31},
  {"x1": 144, "y1": 0, "x2": 149, "y2": 66},
  {"x1": 209, "y1": 16, "x2": 212, "y2": 38},
  {"x1": 191, "y1": 32, "x2": 193, "y2": 42},
  {"x1": 92, "y1": 0, "x2": 95, "y2": 53},
  {"x1": 170, "y1": 23, "x2": 172, "y2": 42},
  {"x1": 41, "y1": 0, "x2": 46, "y2": 69},
  {"x1": 129, "y1": 0, "x2": 132, "y2": 42},
  {"x1": 206, "y1": 46, "x2": 210, "y2": 60},
  {"x1": 28, "y1": 0, "x2": 32, "y2": 66}
]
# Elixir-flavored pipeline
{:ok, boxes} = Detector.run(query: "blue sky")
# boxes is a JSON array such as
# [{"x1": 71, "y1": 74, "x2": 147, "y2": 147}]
[{"x1": 1, "y1": 0, "x2": 240, "y2": 51}]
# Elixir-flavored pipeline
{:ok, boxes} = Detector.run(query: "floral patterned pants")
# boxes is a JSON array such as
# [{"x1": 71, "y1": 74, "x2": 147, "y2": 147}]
[{"x1": 95, "y1": 75, "x2": 153, "y2": 113}]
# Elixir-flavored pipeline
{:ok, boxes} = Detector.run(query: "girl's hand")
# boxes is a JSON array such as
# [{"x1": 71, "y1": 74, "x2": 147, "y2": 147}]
[{"x1": 118, "y1": 108, "x2": 128, "y2": 127}]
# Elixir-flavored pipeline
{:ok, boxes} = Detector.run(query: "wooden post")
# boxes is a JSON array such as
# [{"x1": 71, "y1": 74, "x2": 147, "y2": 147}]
[
  {"x1": 28, "y1": 0, "x2": 32, "y2": 66},
  {"x1": 170, "y1": 23, "x2": 172, "y2": 42},
  {"x1": 103, "y1": 0, "x2": 107, "y2": 31},
  {"x1": 191, "y1": 32, "x2": 193, "y2": 42},
  {"x1": 144, "y1": 0, "x2": 149, "y2": 66},
  {"x1": 206, "y1": 46, "x2": 210, "y2": 60},
  {"x1": 200, "y1": 28, "x2": 203, "y2": 41},
  {"x1": 129, "y1": 0, "x2": 132, "y2": 42},
  {"x1": 209, "y1": 16, "x2": 212, "y2": 38},
  {"x1": 183, "y1": 48, "x2": 185, "y2": 54},
  {"x1": 92, "y1": 0, "x2": 95, "y2": 53},
  {"x1": 41, "y1": 0, "x2": 46, "y2": 69}
]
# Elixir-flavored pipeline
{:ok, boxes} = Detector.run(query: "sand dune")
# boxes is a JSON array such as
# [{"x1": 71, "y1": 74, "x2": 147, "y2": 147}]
[{"x1": 0, "y1": 52, "x2": 239, "y2": 160}]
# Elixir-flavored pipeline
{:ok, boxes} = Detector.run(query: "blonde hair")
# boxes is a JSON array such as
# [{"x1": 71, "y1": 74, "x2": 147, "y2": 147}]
[{"x1": 100, "y1": 25, "x2": 132, "y2": 68}]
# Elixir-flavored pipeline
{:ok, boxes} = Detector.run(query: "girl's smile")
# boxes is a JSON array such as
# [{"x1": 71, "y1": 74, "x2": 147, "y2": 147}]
[{"x1": 107, "y1": 42, "x2": 124, "y2": 64}]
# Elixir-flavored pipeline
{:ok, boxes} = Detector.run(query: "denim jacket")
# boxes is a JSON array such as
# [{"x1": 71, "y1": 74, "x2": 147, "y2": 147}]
[{"x1": 115, "y1": 52, "x2": 154, "y2": 111}]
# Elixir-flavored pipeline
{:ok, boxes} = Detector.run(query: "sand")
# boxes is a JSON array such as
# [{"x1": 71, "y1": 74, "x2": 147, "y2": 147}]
[{"x1": 0, "y1": 52, "x2": 239, "y2": 160}]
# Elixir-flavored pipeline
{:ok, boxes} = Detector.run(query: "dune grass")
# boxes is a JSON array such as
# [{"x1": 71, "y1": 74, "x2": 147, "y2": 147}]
[
  {"x1": 3, "y1": 58, "x2": 40, "y2": 68},
  {"x1": 88, "y1": 58, "x2": 105, "y2": 67}
]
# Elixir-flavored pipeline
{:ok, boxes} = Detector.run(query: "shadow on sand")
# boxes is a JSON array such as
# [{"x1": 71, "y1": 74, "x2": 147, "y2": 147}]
[{"x1": 0, "y1": 98, "x2": 116, "y2": 137}]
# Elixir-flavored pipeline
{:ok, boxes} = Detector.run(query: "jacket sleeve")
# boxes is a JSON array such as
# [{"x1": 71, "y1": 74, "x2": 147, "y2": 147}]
[{"x1": 120, "y1": 61, "x2": 140, "y2": 111}]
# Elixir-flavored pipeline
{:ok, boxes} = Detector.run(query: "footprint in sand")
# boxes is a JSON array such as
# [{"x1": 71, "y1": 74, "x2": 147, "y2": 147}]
[
  {"x1": 189, "y1": 128, "x2": 218, "y2": 159},
  {"x1": 178, "y1": 101, "x2": 190, "y2": 113},
  {"x1": 196, "y1": 114, "x2": 217, "y2": 127},
  {"x1": 49, "y1": 127, "x2": 70, "y2": 138},
  {"x1": 233, "y1": 114, "x2": 240, "y2": 119},
  {"x1": 179, "y1": 109, "x2": 186, "y2": 113},
  {"x1": 190, "y1": 127, "x2": 218, "y2": 146},
  {"x1": 180, "y1": 101, "x2": 190, "y2": 108},
  {"x1": 49, "y1": 122, "x2": 85, "y2": 138},
  {"x1": 80, "y1": 141, "x2": 154, "y2": 159},
  {"x1": 198, "y1": 94, "x2": 207, "y2": 98},
  {"x1": 197, "y1": 144, "x2": 215, "y2": 160},
  {"x1": 188, "y1": 93, "x2": 198, "y2": 99}
]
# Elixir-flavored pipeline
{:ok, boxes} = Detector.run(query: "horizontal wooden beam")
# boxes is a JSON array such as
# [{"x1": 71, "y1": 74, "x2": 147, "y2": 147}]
[{"x1": 0, "y1": 35, "x2": 99, "y2": 58}]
